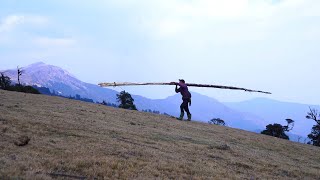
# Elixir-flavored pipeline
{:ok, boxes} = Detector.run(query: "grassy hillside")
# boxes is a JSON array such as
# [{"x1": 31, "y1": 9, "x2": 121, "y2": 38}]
[{"x1": 1, "y1": 90, "x2": 320, "y2": 179}]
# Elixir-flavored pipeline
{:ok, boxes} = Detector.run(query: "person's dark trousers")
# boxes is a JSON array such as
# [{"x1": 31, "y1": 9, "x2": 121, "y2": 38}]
[
  {"x1": 180, "y1": 99, "x2": 190, "y2": 114},
  {"x1": 179, "y1": 99, "x2": 191, "y2": 120}
]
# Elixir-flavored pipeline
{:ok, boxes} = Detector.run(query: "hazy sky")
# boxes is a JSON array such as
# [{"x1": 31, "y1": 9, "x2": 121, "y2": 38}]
[{"x1": 1, "y1": 0, "x2": 319, "y2": 104}]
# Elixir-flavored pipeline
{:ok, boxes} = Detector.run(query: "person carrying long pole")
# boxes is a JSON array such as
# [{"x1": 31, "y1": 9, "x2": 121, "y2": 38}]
[
  {"x1": 99, "y1": 80, "x2": 271, "y2": 121},
  {"x1": 170, "y1": 79, "x2": 192, "y2": 121}
]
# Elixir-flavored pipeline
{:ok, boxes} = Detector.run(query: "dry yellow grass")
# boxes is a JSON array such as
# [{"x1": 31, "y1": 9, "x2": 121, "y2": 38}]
[{"x1": 0, "y1": 89, "x2": 320, "y2": 179}]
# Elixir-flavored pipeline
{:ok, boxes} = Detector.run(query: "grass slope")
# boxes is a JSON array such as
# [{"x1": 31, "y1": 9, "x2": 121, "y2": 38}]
[{"x1": 0, "y1": 90, "x2": 320, "y2": 179}]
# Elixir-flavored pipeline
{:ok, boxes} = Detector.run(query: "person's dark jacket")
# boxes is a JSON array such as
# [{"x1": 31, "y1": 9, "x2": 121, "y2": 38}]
[{"x1": 175, "y1": 82, "x2": 192, "y2": 105}]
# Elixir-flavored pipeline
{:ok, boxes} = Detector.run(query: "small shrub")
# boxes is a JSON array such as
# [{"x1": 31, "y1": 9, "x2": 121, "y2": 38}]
[{"x1": 208, "y1": 118, "x2": 226, "y2": 126}]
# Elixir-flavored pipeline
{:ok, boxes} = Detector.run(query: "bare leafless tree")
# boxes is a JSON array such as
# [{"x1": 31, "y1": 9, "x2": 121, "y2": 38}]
[
  {"x1": 306, "y1": 107, "x2": 320, "y2": 125},
  {"x1": 17, "y1": 66, "x2": 24, "y2": 86},
  {"x1": 306, "y1": 107, "x2": 320, "y2": 146},
  {"x1": 283, "y1": 118, "x2": 294, "y2": 132}
]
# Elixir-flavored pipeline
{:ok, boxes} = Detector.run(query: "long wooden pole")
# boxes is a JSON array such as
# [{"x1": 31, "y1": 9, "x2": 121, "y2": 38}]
[{"x1": 98, "y1": 82, "x2": 271, "y2": 94}]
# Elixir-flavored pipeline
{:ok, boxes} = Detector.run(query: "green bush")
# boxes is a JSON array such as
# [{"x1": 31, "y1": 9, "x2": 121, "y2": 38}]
[{"x1": 0, "y1": 73, "x2": 11, "y2": 90}]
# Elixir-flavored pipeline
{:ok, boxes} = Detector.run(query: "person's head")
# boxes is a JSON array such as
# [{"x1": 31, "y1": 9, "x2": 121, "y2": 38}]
[{"x1": 179, "y1": 79, "x2": 185, "y2": 84}]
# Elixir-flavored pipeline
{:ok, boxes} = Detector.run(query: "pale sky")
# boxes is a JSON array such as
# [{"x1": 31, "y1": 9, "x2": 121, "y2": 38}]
[{"x1": 1, "y1": 0, "x2": 320, "y2": 104}]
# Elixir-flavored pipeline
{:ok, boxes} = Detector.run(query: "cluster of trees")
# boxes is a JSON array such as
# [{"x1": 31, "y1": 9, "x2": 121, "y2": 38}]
[
  {"x1": 261, "y1": 119, "x2": 294, "y2": 140},
  {"x1": 208, "y1": 114, "x2": 319, "y2": 147},
  {"x1": 0, "y1": 68, "x2": 40, "y2": 94},
  {"x1": 68, "y1": 94, "x2": 94, "y2": 103},
  {"x1": 259, "y1": 108, "x2": 320, "y2": 147}
]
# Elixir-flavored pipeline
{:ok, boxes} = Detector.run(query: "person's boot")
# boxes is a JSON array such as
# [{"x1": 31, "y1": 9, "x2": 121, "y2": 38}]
[
  {"x1": 177, "y1": 112, "x2": 184, "y2": 120},
  {"x1": 187, "y1": 113, "x2": 192, "y2": 121}
]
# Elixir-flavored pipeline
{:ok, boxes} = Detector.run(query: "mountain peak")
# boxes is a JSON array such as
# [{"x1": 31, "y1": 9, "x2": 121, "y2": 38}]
[
  {"x1": 24, "y1": 62, "x2": 74, "y2": 77},
  {"x1": 27, "y1": 62, "x2": 47, "y2": 68},
  {"x1": 4, "y1": 62, "x2": 80, "y2": 90}
]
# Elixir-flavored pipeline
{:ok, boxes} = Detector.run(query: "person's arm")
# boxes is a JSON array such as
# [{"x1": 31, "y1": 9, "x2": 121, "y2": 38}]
[{"x1": 175, "y1": 85, "x2": 180, "y2": 93}]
